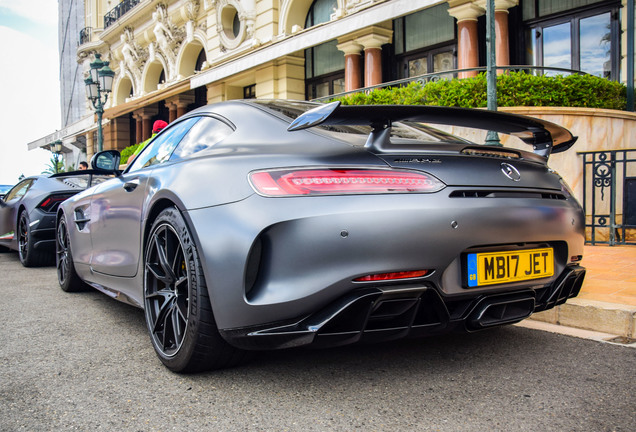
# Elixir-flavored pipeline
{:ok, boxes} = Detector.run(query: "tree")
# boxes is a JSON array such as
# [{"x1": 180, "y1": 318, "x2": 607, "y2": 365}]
[{"x1": 42, "y1": 156, "x2": 65, "y2": 175}]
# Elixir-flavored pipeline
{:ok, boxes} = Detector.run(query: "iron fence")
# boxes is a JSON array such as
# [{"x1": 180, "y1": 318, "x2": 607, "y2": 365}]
[{"x1": 579, "y1": 149, "x2": 636, "y2": 245}]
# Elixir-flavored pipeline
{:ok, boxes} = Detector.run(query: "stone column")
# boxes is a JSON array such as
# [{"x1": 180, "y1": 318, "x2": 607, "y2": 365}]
[
  {"x1": 336, "y1": 40, "x2": 363, "y2": 92},
  {"x1": 166, "y1": 103, "x2": 178, "y2": 123},
  {"x1": 85, "y1": 132, "x2": 94, "y2": 162},
  {"x1": 272, "y1": 55, "x2": 305, "y2": 100},
  {"x1": 357, "y1": 33, "x2": 391, "y2": 87},
  {"x1": 166, "y1": 91, "x2": 196, "y2": 122},
  {"x1": 448, "y1": 2, "x2": 485, "y2": 78},
  {"x1": 106, "y1": 117, "x2": 132, "y2": 151},
  {"x1": 132, "y1": 113, "x2": 143, "y2": 144},
  {"x1": 133, "y1": 106, "x2": 158, "y2": 141}
]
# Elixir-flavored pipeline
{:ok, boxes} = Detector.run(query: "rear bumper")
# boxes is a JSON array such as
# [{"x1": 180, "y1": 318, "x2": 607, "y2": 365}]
[
  {"x1": 187, "y1": 191, "x2": 585, "y2": 332},
  {"x1": 220, "y1": 265, "x2": 585, "y2": 350}
]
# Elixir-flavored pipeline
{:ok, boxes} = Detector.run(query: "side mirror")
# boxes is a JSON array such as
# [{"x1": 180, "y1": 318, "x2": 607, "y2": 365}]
[{"x1": 90, "y1": 150, "x2": 121, "y2": 172}]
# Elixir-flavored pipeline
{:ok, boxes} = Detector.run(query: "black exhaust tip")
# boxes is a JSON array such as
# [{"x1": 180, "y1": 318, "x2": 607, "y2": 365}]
[{"x1": 466, "y1": 292, "x2": 535, "y2": 331}]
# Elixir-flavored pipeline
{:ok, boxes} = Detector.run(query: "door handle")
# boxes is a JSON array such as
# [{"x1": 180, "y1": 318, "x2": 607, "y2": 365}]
[{"x1": 123, "y1": 178, "x2": 140, "y2": 192}]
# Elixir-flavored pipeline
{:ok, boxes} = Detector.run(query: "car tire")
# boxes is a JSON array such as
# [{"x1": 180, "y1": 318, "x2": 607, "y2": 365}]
[
  {"x1": 144, "y1": 207, "x2": 246, "y2": 373},
  {"x1": 18, "y1": 211, "x2": 52, "y2": 267},
  {"x1": 56, "y1": 216, "x2": 87, "y2": 292}
]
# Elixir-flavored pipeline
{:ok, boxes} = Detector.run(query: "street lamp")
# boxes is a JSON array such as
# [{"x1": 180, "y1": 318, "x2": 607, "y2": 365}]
[
  {"x1": 51, "y1": 140, "x2": 63, "y2": 174},
  {"x1": 84, "y1": 53, "x2": 115, "y2": 152}
]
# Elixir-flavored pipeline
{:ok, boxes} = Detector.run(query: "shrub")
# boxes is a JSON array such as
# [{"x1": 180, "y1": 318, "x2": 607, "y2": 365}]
[
  {"x1": 337, "y1": 72, "x2": 627, "y2": 110},
  {"x1": 120, "y1": 143, "x2": 142, "y2": 164}
]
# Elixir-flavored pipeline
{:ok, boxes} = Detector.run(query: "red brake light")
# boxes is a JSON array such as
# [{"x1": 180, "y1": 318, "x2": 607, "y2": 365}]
[
  {"x1": 354, "y1": 270, "x2": 429, "y2": 282},
  {"x1": 37, "y1": 193, "x2": 75, "y2": 213},
  {"x1": 250, "y1": 169, "x2": 444, "y2": 196}
]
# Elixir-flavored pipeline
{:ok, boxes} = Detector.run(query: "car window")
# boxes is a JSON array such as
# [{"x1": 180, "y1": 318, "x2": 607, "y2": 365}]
[
  {"x1": 3, "y1": 179, "x2": 34, "y2": 201},
  {"x1": 128, "y1": 117, "x2": 201, "y2": 172},
  {"x1": 171, "y1": 116, "x2": 233, "y2": 161}
]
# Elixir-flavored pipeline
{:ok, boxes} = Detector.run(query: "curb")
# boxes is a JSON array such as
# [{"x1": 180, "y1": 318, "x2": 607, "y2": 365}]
[{"x1": 529, "y1": 298, "x2": 636, "y2": 339}]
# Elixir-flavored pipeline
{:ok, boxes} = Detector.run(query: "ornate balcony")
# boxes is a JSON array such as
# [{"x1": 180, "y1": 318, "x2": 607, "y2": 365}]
[
  {"x1": 104, "y1": 0, "x2": 141, "y2": 29},
  {"x1": 79, "y1": 27, "x2": 92, "y2": 46}
]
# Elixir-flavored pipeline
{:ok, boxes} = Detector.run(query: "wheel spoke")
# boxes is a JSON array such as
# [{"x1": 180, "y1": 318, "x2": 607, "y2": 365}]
[
  {"x1": 152, "y1": 291, "x2": 175, "y2": 334},
  {"x1": 145, "y1": 261, "x2": 168, "y2": 284},
  {"x1": 170, "y1": 305, "x2": 186, "y2": 346},
  {"x1": 155, "y1": 232, "x2": 177, "y2": 285}
]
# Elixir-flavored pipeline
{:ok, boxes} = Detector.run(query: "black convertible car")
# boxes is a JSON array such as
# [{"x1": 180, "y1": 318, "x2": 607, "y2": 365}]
[
  {"x1": 56, "y1": 100, "x2": 586, "y2": 372},
  {"x1": 0, "y1": 172, "x2": 113, "y2": 266}
]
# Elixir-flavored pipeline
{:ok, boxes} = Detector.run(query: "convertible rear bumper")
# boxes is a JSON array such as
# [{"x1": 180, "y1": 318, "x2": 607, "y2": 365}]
[{"x1": 220, "y1": 265, "x2": 585, "y2": 350}]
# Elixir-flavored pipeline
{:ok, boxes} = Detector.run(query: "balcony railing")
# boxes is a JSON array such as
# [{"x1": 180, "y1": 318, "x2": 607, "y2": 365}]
[
  {"x1": 311, "y1": 66, "x2": 587, "y2": 102},
  {"x1": 78, "y1": 27, "x2": 92, "y2": 46},
  {"x1": 104, "y1": 0, "x2": 141, "y2": 29}
]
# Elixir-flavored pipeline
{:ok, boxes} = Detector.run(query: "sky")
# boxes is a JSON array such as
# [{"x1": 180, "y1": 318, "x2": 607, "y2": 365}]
[{"x1": 0, "y1": 0, "x2": 60, "y2": 185}]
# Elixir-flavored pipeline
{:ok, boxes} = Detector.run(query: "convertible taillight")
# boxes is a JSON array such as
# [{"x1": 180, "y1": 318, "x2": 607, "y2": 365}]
[
  {"x1": 249, "y1": 169, "x2": 445, "y2": 196},
  {"x1": 37, "y1": 193, "x2": 76, "y2": 213}
]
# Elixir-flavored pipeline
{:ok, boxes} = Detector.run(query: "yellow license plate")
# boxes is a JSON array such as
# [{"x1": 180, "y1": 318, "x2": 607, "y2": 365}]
[{"x1": 466, "y1": 248, "x2": 554, "y2": 287}]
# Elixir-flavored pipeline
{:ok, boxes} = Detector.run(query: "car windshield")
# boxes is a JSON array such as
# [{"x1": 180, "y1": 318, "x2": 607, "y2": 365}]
[{"x1": 251, "y1": 100, "x2": 471, "y2": 145}]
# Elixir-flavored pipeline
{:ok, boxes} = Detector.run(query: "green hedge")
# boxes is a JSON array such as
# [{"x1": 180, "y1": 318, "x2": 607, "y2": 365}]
[
  {"x1": 337, "y1": 72, "x2": 627, "y2": 110},
  {"x1": 120, "y1": 142, "x2": 142, "y2": 164}
]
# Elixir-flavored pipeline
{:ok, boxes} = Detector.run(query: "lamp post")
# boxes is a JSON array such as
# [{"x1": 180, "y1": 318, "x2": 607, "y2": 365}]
[
  {"x1": 51, "y1": 140, "x2": 63, "y2": 174},
  {"x1": 485, "y1": 0, "x2": 501, "y2": 146},
  {"x1": 84, "y1": 53, "x2": 115, "y2": 152}
]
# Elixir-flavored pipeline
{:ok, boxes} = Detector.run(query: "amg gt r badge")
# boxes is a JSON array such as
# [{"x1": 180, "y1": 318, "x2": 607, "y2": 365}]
[{"x1": 501, "y1": 162, "x2": 521, "y2": 181}]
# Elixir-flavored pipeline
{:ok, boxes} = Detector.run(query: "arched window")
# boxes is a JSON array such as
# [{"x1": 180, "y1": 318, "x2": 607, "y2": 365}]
[
  {"x1": 305, "y1": 0, "x2": 337, "y2": 28},
  {"x1": 195, "y1": 48, "x2": 206, "y2": 72}
]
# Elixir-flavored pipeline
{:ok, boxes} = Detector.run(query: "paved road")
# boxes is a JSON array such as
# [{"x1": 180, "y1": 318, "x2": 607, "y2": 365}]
[{"x1": 0, "y1": 250, "x2": 634, "y2": 432}]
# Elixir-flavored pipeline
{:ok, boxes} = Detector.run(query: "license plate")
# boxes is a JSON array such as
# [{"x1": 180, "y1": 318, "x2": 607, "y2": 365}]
[{"x1": 466, "y1": 248, "x2": 554, "y2": 287}]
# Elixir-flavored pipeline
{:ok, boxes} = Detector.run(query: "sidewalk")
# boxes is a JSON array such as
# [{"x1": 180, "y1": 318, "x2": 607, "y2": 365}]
[{"x1": 529, "y1": 245, "x2": 636, "y2": 341}]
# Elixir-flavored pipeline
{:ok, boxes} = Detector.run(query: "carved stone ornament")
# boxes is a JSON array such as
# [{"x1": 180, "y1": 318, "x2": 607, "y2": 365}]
[
  {"x1": 152, "y1": 3, "x2": 186, "y2": 80},
  {"x1": 118, "y1": 27, "x2": 148, "y2": 95},
  {"x1": 185, "y1": 0, "x2": 201, "y2": 20}
]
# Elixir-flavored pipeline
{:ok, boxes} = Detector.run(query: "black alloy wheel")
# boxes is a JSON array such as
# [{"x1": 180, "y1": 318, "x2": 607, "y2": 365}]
[
  {"x1": 17, "y1": 212, "x2": 29, "y2": 263},
  {"x1": 56, "y1": 216, "x2": 86, "y2": 292},
  {"x1": 144, "y1": 207, "x2": 244, "y2": 373},
  {"x1": 18, "y1": 211, "x2": 50, "y2": 267}
]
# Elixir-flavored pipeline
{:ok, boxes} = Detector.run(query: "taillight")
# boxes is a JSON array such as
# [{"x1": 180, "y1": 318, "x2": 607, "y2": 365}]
[
  {"x1": 38, "y1": 193, "x2": 75, "y2": 213},
  {"x1": 249, "y1": 169, "x2": 445, "y2": 196},
  {"x1": 354, "y1": 270, "x2": 430, "y2": 282}
]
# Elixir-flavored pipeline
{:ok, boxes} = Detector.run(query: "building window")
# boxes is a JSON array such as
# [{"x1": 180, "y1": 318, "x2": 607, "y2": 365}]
[
  {"x1": 393, "y1": 4, "x2": 456, "y2": 79},
  {"x1": 244, "y1": 84, "x2": 256, "y2": 99},
  {"x1": 522, "y1": 0, "x2": 606, "y2": 20},
  {"x1": 305, "y1": 0, "x2": 337, "y2": 28},
  {"x1": 524, "y1": 1, "x2": 620, "y2": 79},
  {"x1": 305, "y1": 40, "x2": 345, "y2": 99}
]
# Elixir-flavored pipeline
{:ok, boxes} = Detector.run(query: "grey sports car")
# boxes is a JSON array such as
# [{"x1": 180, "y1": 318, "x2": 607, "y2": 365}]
[
  {"x1": 0, "y1": 172, "x2": 112, "y2": 266},
  {"x1": 56, "y1": 100, "x2": 586, "y2": 373}
]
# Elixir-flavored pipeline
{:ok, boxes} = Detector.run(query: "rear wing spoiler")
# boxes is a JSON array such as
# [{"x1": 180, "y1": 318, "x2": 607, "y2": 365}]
[{"x1": 288, "y1": 101, "x2": 577, "y2": 158}]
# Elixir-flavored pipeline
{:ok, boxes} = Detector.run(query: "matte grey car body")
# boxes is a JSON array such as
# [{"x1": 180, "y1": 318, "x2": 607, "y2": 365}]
[{"x1": 56, "y1": 100, "x2": 586, "y2": 372}]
